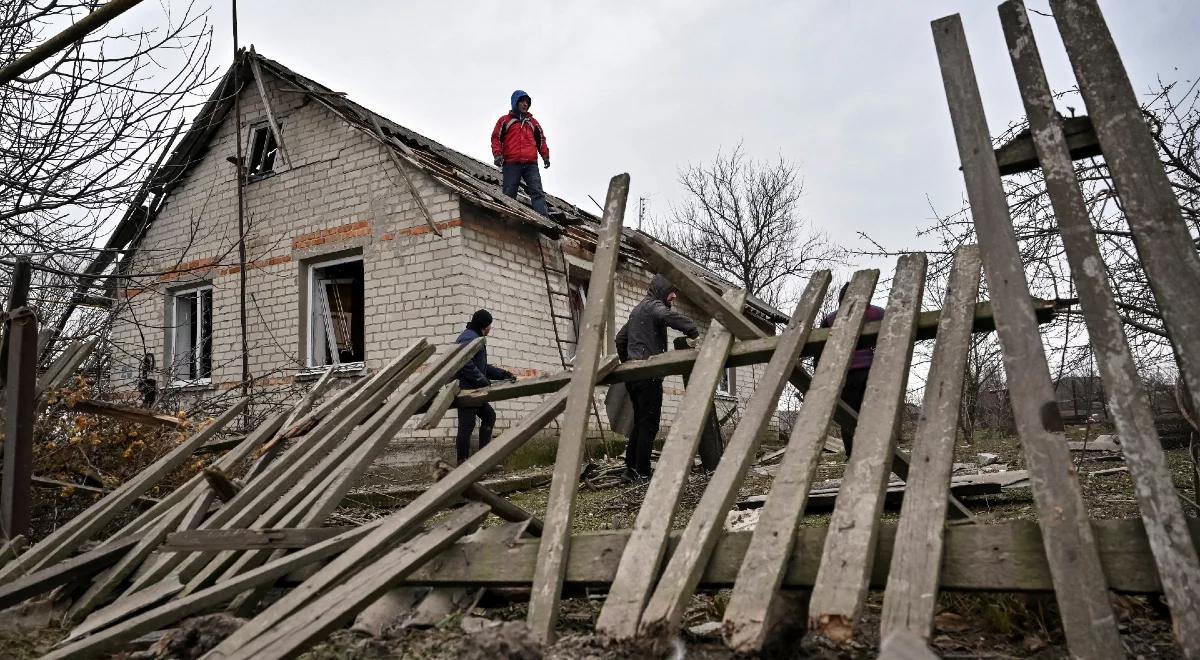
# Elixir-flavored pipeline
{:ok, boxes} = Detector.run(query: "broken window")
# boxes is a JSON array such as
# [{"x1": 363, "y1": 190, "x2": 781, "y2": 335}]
[
  {"x1": 170, "y1": 285, "x2": 213, "y2": 384},
  {"x1": 718, "y1": 367, "x2": 735, "y2": 396},
  {"x1": 567, "y1": 280, "x2": 588, "y2": 361},
  {"x1": 247, "y1": 125, "x2": 279, "y2": 178},
  {"x1": 307, "y1": 256, "x2": 365, "y2": 368}
]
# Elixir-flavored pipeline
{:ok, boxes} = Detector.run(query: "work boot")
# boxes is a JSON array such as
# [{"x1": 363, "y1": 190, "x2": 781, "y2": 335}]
[{"x1": 621, "y1": 467, "x2": 640, "y2": 484}]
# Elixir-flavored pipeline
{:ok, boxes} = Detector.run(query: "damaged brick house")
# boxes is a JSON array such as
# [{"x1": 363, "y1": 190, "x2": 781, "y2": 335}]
[{"x1": 98, "y1": 50, "x2": 785, "y2": 469}]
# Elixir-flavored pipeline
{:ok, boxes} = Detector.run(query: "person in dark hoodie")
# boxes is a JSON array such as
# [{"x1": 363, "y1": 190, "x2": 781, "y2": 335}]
[
  {"x1": 490, "y1": 89, "x2": 551, "y2": 216},
  {"x1": 454, "y1": 309, "x2": 516, "y2": 465},
  {"x1": 615, "y1": 275, "x2": 700, "y2": 482},
  {"x1": 818, "y1": 283, "x2": 885, "y2": 458}
]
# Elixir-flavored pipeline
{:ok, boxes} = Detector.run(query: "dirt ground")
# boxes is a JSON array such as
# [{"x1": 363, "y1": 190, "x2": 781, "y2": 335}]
[{"x1": 4, "y1": 425, "x2": 1196, "y2": 659}]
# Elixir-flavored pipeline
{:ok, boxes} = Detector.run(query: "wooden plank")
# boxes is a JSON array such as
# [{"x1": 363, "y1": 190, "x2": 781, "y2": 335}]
[
  {"x1": 435, "y1": 461, "x2": 543, "y2": 535},
  {"x1": 247, "y1": 46, "x2": 291, "y2": 167},
  {"x1": 0, "y1": 534, "x2": 140, "y2": 610},
  {"x1": 806, "y1": 255, "x2": 927, "y2": 644},
  {"x1": 638, "y1": 272, "x2": 831, "y2": 637},
  {"x1": 343, "y1": 470, "x2": 552, "y2": 507},
  {"x1": 721, "y1": 269, "x2": 879, "y2": 652},
  {"x1": 879, "y1": 631, "x2": 939, "y2": 660},
  {"x1": 1001, "y1": 2, "x2": 1200, "y2": 652},
  {"x1": 202, "y1": 467, "x2": 240, "y2": 502},
  {"x1": 457, "y1": 298, "x2": 1059, "y2": 407},
  {"x1": 44, "y1": 522, "x2": 382, "y2": 660},
  {"x1": 418, "y1": 382, "x2": 460, "y2": 430},
  {"x1": 993, "y1": 115, "x2": 1101, "y2": 176},
  {"x1": 595, "y1": 291, "x2": 741, "y2": 639},
  {"x1": 0, "y1": 534, "x2": 27, "y2": 567},
  {"x1": 70, "y1": 399, "x2": 185, "y2": 428},
  {"x1": 0, "y1": 397, "x2": 247, "y2": 584},
  {"x1": 396, "y1": 519, "x2": 1200, "y2": 595},
  {"x1": 35, "y1": 338, "x2": 96, "y2": 401},
  {"x1": 932, "y1": 14, "x2": 1121, "y2": 655},
  {"x1": 1050, "y1": 0, "x2": 1200, "y2": 426},
  {"x1": 161, "y1": 527, "x2": 352, "y2": 551},
  {"x1": 250, "y1": 366, "x2": 335, "y2": 473},
  {"x1": 527, "y1": 173, "x2": 629, "y2": 644},
  {"x1": 64, "y1": 578, "x2": 184, "y2": 644},
  {"x1": 2, "y1": 310, "x2": 37, "y2": 538},
  {"x1": 216, "y1": 503, "x2": 491, "y2": 660},
  {"x1": 880, "y1": 246, "x2": 983, "y2": 642},
  {"x1": 202, "y1": 357, "x2": 618, "y2": 657}
]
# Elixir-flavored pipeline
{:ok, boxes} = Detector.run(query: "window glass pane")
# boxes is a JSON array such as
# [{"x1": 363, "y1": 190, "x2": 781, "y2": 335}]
[{"x1": 173, "y1": 292, "x2": 196, "y2": 379}]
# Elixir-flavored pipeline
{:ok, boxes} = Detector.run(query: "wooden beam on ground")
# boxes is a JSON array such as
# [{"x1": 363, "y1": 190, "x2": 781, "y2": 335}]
[
  {"x1": 596, "y1": 291, "x2": 741, "y2": 639},
  {"x1": 933, "y1": 15, "x2": 1121, "y2": 655},
  {"x1": 418, "y1": 382, "x2": 460, "y2": 430},
  {"x1": 880, "y1": 246, "x2": 982, "y2": 642},
  {"x1": 806, "y1": 255, "x2": 926, "y2": 645},
  {"x1": 0, "y1": 534, "x2": 140, "y2": 610},
  {"x1": 457, "y1": 299, "x2": 1059, "y2": 408},
  {"x1": 528, "y1": 173, "x2": 629, "y2": 644},
  {"x1": 342, "y1": 470, "x2": 551, "y2": 507},
  {"x1": 722, "y1": 268, "x2": 880, "y2": 652},
  {"x1": 71, "y1": 399, "x2": 185, "y2": 429},
  {"x1": 215, "y1": 503, "x2": 491, "y2": 660},
  {"x1": 402, "y1": 522, "x2": 526, "y2": 629},
  {"x1": 638, "y1": 272, "x2": 830, "y2": 638},
  {"x1": 201, "y1": 357, "x2": 618, "y2": 658},
  {"x1": 1002, "y1": 2, "x2": 1200, "y2": 652},
  {"x1": 161, "y1": 527, "x2": 352, "y2": 552},
  {"x1": 0, "y1": 398, "x2": 246, "y2": 585},
  {"x1": 435, "y1": 461, "x2": 543, "y2": 535},
  {"x1": 396, "y1": 518, "x2": 1200, "y2": 594}
]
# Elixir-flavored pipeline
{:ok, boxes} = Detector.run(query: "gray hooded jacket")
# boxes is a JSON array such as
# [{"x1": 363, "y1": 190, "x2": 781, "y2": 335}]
[{"x1": 615, "y1": 274, "x2": 699, "y2": 362}]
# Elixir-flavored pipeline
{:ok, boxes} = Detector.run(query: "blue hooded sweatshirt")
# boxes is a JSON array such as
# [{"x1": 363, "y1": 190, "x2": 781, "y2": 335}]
[{"x1": 510, "y1": 89, "x2": 531, "y2": 114}]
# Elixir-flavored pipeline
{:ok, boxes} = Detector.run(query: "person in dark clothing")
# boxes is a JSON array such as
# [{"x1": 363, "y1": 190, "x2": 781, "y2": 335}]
[
  {"x1": 819, "y1": 283, "x2": 885, "y2": 458},
  {"x1": 491, "y1": 90, "x2": 550, "y2": 216},
  {"x1": 615, "y1": 274, "x2": 700, "y2": 482},
  {"x1": 454, "y1": 309, "x2": 516, "y2": 465}
]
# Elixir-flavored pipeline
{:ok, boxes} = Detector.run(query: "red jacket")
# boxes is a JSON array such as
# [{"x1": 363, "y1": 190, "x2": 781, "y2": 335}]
[{"x1": 491, "y1": 112, "x2": 550, "y2": 164}]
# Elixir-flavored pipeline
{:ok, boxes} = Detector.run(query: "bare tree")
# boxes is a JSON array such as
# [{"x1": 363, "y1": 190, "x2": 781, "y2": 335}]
[
  {"x1": 0, "y1": 0, "x2": 214, "y2": 349},
  {"x1": 651, "y1": 144, "x2": 843, "y2": 308}
]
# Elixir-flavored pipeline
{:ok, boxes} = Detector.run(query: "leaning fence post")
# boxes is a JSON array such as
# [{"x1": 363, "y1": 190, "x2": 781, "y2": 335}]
[{"x1": 2, "y1": 308, "x2": 38, "y2": 539}]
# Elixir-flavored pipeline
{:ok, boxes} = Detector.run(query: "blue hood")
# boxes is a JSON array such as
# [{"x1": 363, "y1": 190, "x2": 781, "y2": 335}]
[{"x1": 510, "y1": 89, "x2": 531, "y2": 111}]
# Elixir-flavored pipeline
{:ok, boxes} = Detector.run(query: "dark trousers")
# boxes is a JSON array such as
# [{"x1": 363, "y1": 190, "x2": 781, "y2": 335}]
[
  {"x1": 501, "y1": 162, "x2": 548, "y2": 216},
  {"x1": 456, "y1": 402, "x2": 496, "y2": 465},
  {"x1": 839, "y1": 368, "x2": 871, "y2": 457},
  {"x1": 625, "y1": 379, "x2": 663, "y2": 476}
]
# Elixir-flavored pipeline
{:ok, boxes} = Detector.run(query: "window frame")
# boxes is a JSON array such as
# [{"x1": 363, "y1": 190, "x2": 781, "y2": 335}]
[
  {"x1": 304, "y1": 253, "x2": 366, "y2": 372},
  {"x1": 168, "y1": 283, "x2": 214, "y2": 388},
  {"x1": 717, "y1": 366, "x2": 735, "y2": 397},
  {"x1": 246, "y1": 123, "x2": 280, "y2": 180}
]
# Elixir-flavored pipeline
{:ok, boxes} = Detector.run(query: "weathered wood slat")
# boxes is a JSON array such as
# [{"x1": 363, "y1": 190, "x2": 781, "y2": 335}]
[
  {"x1": 249, "y1": 366, "x2": 335, "y2": 475},
  {"x1": 721, "y1": 268, "x2": 879, "y2": 652},
  {"x1": 161, "y1": 527, "x2": 352, "y2": 551},
  {"x1": 395, "y1": 519, "x2": 1200, "y2": 595},
  {"x1": 807, "y1": 255, "x2": 927, "y2": 643},
  {"x1": 527, "y1": 173, "x2": 629, "y2": 644},
  {"x1": 418, "y1": 382, "x2": 460, "y2": 430},
  {"x1": 0, "y1": 398, "x2": 246, "y2": 584},
  {"x1": 200, "y1": 357, "x2": 617, "y2": 657},
  {"x1": 596, "y1": 291, "x2": 741, "y2": 639},
  {"x1": 638, "y1": 272, "x2": 830, "y2": 637},
  {"x1": 70, "y1": 399, "x2": 186, "y2": 428},
  {"x1": 0, "y1": 534, "x2": 140, "y2": 610},
  {"x1": 879, "y1": 631, "x2": 939, "y2": 660},
  {"x1": 216, "y1": 503, "x2": 491, "y2": 660},
  {"x1": 880, "y1": 246, "x2": 982, "y2": 641},
  {"x1": 434, "y1": 461, "x2": 543, "y2": 535},
  {"x1": 457, "y1": 299, "x2": 1059, "y2": 407},
  {"x1": 1002, "y1": 2, "x2": 1200, "y2": 654},
  {"x1": 932, "y1": 14, "x2": 1121, "y2": 655}
]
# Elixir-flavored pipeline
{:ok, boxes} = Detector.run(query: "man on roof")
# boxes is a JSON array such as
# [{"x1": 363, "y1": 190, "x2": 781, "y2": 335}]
[{"x1": 491, "y1": 89, "x2": 551, "y2": 216}]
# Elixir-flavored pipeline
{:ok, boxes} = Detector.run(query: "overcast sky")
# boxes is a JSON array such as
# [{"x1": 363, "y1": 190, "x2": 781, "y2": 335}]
[{"x1": 125, "y1": 0, "x2": 1198, "y2": 273}]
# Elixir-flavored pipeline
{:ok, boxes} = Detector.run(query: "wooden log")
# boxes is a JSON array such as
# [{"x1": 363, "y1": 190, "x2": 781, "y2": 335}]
[
  {"x1": 806, "y1": 255, "x2": 926, "y2": 644},
  {"x1": 418, "y1": 382, "x2": 460, "y2": 430},
  {"x1": 932, "y1": 14, "x2": 1121, "y2": 655},
  {"x1": 0, "y1": 534, "x2": 140, "y2": 610},
  {"x1": 1008, "y1": 2, "x2": 1200, "y2": 653},
  {"x1": 721, "y1": 268, "x2": 880, "y2": 652},
  {"x1": 638, "y1": 272, "x2": 831, "y2": 638},
  {"x1": 70, "y1": 399, "x2": 185, "y2": 429},
  {"x1": 395, "y1": 519, "x2": 1200, "y2": 595},
  {"x1": 45, "y1": 522, "x2": 383, "y2": 660},
  {"x1": 202, "y1": 358, "x2": 618, "y2": 657},
  {"x1": 595, "y1": 291, "x2": 741, "y2": 638},
  {"x1": 161, "y1": 527, "x2": 352, "y2": 551},
  {"x1": 0, "y1": 398, "x2": 246, "y2": 584},
  {"x1": 527, "y1": 173, "x2": 629, "y2": 644},
  {"x1": 213, "y1": 503, "x2": 491, "y2": 660},
  {"x1": 880, "y1": 246, "x2": 982, "y2": 642}
]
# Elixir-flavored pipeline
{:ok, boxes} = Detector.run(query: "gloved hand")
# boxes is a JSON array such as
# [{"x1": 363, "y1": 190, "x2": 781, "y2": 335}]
[
  {"x1": 542, "y1": 158, "x2": 550, "y2": 169},
  {"x1": 494, "y1": 155, "x2": 504, "y2": 167}
]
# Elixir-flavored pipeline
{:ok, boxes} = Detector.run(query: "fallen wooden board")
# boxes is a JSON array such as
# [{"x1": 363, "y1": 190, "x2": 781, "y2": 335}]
[
  {"x1": 0, "y1": 534, "x2": 140, "y2": 610},
  {"x1": 1068, "y1": 437, "x2": 1121, "y2": 453},
  {"x1": 70, "y1": 399, "x2": 185, "y2": 429},
  {"x1": 343, "y1": 470, "x2": 552, "y2": 507},
  {"x1": 733, "y1": 473, "x2": 1019, "y2": 512},
  {"x1": 161, "y1": 527, "x2": 353, "y2": 552},
  {"x1": 31, "y1": 476, "x2": 160, "y2": 504},
  {"x1": 396, "y1": 518, "x2": 1200, "y2": 595}
]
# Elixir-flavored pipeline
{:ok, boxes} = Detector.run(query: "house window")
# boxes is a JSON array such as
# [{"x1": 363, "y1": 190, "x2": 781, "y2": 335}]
[
  {"x1": 718, "y1": 367, "x2": 735, "y2": 396},
  {"x1": 567, "y1": 280, "x2": 588, "y2": 361},
  {"x1": 170, "y1": 285, "x2": 213, "y2": 385},
  {"x1": 307, "y1": 255, "x2": 365, "y2": 368},
  {"x1": 247, "y1": 125, "x2": 279, "y2": 178}
]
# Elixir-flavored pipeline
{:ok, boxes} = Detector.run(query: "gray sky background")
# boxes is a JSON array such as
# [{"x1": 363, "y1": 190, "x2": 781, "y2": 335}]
[{"x1": 124, "y1": 1, "x2": 1199, "y2": 275}]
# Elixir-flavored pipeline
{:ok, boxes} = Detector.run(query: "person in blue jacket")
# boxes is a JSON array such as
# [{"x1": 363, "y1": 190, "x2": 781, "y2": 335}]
[{"x1": 454, "y1": 309, "x2": 516, "y2": 464}]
